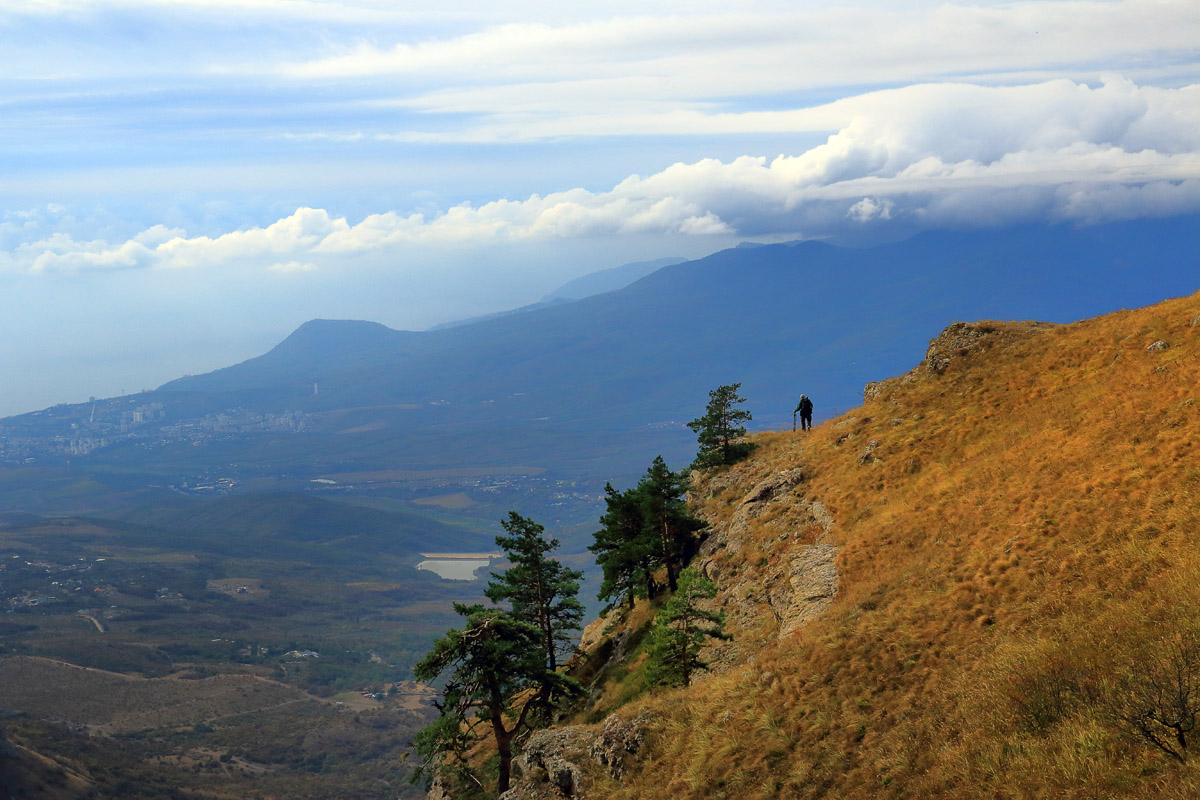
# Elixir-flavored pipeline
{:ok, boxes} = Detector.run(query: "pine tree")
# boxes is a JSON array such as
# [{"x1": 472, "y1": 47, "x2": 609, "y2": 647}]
[
  {"x1": 645, "y1": 567, "x2": 728, "y2": 688},
  {"x1": 485, "y1": 511, "x2": 584, "y2": 674},
  {"x1": 687, "y1": 383, "x2": 755, "y2": 468},
  {"x1": 412, "y1": 603, "x2": 578, "y2": 794},
  {"x1": 636, "y1": 456, "x2": 706, "y2": 593},
  {"x1": 590, "y1": 482, "x2": 659, "y2": 610}
]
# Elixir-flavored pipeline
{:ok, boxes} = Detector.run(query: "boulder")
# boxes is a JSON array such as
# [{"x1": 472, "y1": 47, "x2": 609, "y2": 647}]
[{"x1": 501, "y1": 714, "x2": 651, "y2": 800}]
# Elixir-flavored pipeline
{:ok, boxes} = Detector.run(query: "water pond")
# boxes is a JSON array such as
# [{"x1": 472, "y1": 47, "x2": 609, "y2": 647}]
[{"x1": 416, "y1": 558, "x2": 492, "y2": 581}]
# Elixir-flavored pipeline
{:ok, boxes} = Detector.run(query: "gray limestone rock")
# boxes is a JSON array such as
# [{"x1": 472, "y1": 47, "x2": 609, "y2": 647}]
[
  {"x1": 588, "y1": 714, "x2": 648, "y2": 779},
  {"x1": 500, "y1": 714, "x2": 651, "y2": 800},
  {"x1": 742, "y1": 468, "x2": 804, "y2": 505}
]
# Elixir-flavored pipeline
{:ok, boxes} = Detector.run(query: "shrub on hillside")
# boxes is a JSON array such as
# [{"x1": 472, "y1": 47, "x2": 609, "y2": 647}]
[{"x1": 1103, "y1": 630, "x2": 1200, "y2": 763}]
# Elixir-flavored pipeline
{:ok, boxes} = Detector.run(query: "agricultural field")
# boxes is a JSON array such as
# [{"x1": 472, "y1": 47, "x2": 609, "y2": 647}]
[{"x1": 0, "y1": 498, "x2": 491, "y2": 797}]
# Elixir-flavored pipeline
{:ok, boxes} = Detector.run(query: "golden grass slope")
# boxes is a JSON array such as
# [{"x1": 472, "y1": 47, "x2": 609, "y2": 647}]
[{"x1": 580, "y1": 291, "x2": 1200, "y2": 799}]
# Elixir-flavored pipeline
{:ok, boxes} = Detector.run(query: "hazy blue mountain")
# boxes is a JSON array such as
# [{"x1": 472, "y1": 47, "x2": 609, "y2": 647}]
[
  {"x1": 13, "y1": 215, "x2": 1200, "y2": 489},
  {"x1": 161, "y1": 216, "x2": 1198, "y2": 423},
  {"x1": 428, "y1": 298, "x2": 572, "y2": 331},
  {"x1": 170, "y1": 318, "x2": 417, "y2": 394},
  {"x1": 427, "y1": 257, "x2": 686, "y2": 332},
  {"x1": 541, "y1": 256, "x2": 687, "y2": 301}
]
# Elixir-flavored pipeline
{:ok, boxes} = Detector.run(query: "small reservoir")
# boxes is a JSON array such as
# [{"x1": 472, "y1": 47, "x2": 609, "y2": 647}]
[{"x1": 416, "y1": 552, "x2": 502, "y2": 581}]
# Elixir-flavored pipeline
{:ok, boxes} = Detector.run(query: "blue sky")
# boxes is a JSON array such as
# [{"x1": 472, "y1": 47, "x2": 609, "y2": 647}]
[{"x1": 1, "y1": 0, "x2": 1197, "y2": 416}]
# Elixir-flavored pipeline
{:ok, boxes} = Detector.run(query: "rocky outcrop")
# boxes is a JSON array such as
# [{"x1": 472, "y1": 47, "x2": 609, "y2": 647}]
[
  {"x1": 768, "y1": 498, "x2": 839, "y2": 638},
  {"x1": 857, "y1": 439, "x2": 880, "y2": 465},
  {"x1": 500, "y1": 714, "x2": 650, "y2": 800},
  {"x1": 426, "y1": 776, "x2": 453, "y2": 800},
  {"x1": 780, "y1": 537, "x2": 840, "y2": 635},
  {"x1": 742, "y1": 468, "x2": 804, "y2": 504},
  {"x1": 694, "y1": 468, "x2": 839, "y2": 641},
  {"x1": 865, "y1": 320, "x2": 1054, "y2": 402}
]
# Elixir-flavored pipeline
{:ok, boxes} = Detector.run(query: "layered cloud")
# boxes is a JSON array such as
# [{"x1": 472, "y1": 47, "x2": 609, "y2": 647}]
[
  {"x1": 275, "y1": 1, "x2": 1200, "y2": 143},
  {"x1": 6, "y1": 77, "x2": 1196, "y2": 276}
]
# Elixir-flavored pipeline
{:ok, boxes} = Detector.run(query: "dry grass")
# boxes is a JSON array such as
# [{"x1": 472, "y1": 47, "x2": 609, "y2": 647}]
[{"x1": 579, "y1": 292, "x2": 1200, "y2": 799}]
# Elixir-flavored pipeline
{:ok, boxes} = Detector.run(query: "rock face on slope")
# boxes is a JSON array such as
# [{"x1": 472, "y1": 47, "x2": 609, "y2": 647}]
[
  {"x1": 692, "y1": 467, "x2": 840, "y2": 641},
  {"x1": 499, "y1": 714, "x2": 650, "y2": 800},
  {"x1": 498, "y1": 464, "x2": 846, "y2": 800},
  {"x1": 864, "y1": 320, "x2": 1054, "y2": 401}
]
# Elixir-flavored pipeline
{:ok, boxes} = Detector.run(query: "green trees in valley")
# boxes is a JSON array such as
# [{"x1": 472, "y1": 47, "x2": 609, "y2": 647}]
[
  {"x1": 485, "y1": 511, "x2": 585, "y2": 674},
  {"x1": 590, "y1": 456, "x2": 706, "y2": 607},
  {"x1": 413, "y1": 512, "x2": 583, "y2": 796},
  {"x1": 687, "y1": 382, "x2": 755, "y2": 468},
  {"x1": 413, "y1": 603, "x2": 577, "y2": 795},
  {"x1": 638, "y1": 455, "x2": 706, "y2": 592},
  {"x1": 590, "y1": 481, "x2": 659, "y2": 610},
  {"x1": 645, "y1": 567, "x2": 728, "y2": 688}
]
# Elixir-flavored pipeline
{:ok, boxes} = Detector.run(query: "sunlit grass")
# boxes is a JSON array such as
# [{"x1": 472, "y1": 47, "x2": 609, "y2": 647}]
[{"x1": 571, "y1": 292, "x2": 1200, "y2": 798}]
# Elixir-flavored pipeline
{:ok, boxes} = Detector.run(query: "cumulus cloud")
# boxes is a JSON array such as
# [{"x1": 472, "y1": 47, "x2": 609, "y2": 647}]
[
  {"x1": 4, "y1": 78, "x2": 1197, "y2": 275},
  {"x1": 847, "y1": 198, "x2": 893, "y2": 223}
]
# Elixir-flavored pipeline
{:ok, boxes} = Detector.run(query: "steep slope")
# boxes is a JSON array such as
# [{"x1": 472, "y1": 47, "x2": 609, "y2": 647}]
[{"x1": 514, "y1": 291, "x2": 1200, "y2": 799}]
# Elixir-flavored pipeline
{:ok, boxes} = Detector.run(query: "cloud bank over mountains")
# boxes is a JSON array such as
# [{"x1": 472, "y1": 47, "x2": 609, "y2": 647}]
[
  {"x1": 6, "y1": 78, "x2": 1196, "y2": 275},
  {"x1": 1, "y1": 0, "x2": 1197, "y2": 416}
]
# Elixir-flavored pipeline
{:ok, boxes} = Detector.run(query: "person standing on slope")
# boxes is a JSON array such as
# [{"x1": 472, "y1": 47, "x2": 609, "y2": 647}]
[{"x1": 794, "y1": 394, "x2": 814, "y2": 431}]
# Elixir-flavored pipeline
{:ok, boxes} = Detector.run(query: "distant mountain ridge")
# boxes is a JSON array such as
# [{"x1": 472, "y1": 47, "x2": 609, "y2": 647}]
[
  {"x1": 427, "y1": 256, "x2": 687, "y2": 331},
  {"x1": 541, "y1": 256, "x2": 688, "y2": 301},
  {"x1": 161, "y1": 216, "x2": 1200, "y2": 424},
  {"x1": 10, "y1": 215, "x2": 1199, "y2": 490}
]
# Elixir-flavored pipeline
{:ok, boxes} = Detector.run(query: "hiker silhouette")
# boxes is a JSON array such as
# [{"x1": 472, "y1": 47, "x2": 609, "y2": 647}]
[{"x1": 794, "y1": 394, "x2": 814, "y2": 431}]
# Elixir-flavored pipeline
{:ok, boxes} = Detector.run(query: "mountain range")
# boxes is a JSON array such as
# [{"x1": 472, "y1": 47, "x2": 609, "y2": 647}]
[
  {"x1": 2, "y1": 215, "x2": 1197, "y2": 514},
  {"x1": 155, "y1": 216, "x2": 1198, "y2": 471}
]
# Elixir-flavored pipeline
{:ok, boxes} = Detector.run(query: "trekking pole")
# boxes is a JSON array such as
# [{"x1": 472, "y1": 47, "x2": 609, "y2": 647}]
[{"x1": 792, "y1": 410, "x2": 796, "y2": 432}]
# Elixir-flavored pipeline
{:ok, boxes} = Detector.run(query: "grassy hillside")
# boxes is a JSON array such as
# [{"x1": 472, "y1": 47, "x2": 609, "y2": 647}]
[{"x1": 561, "y1": 291, "x2": 1200, "y2": 799}]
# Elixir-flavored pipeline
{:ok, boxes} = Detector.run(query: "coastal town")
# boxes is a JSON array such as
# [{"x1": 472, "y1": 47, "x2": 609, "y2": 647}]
[{"x1": 0, "y1": 394, "x2": 309, "y2": 463}]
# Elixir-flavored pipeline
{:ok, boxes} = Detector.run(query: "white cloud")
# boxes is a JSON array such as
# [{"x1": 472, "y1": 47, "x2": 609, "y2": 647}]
[
  {"x1": 847, "y1": 198, "x2": 893, "y2": 222},
  {"x1": 272, "y1": 1, "x2": 1200, "y2": 143},
  {"x1": 4, "y1": 78, "x2": 1197, "y2": 275},
  {"x1": 268, "y1": 260, "x2": 318, "y2": 273}
]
